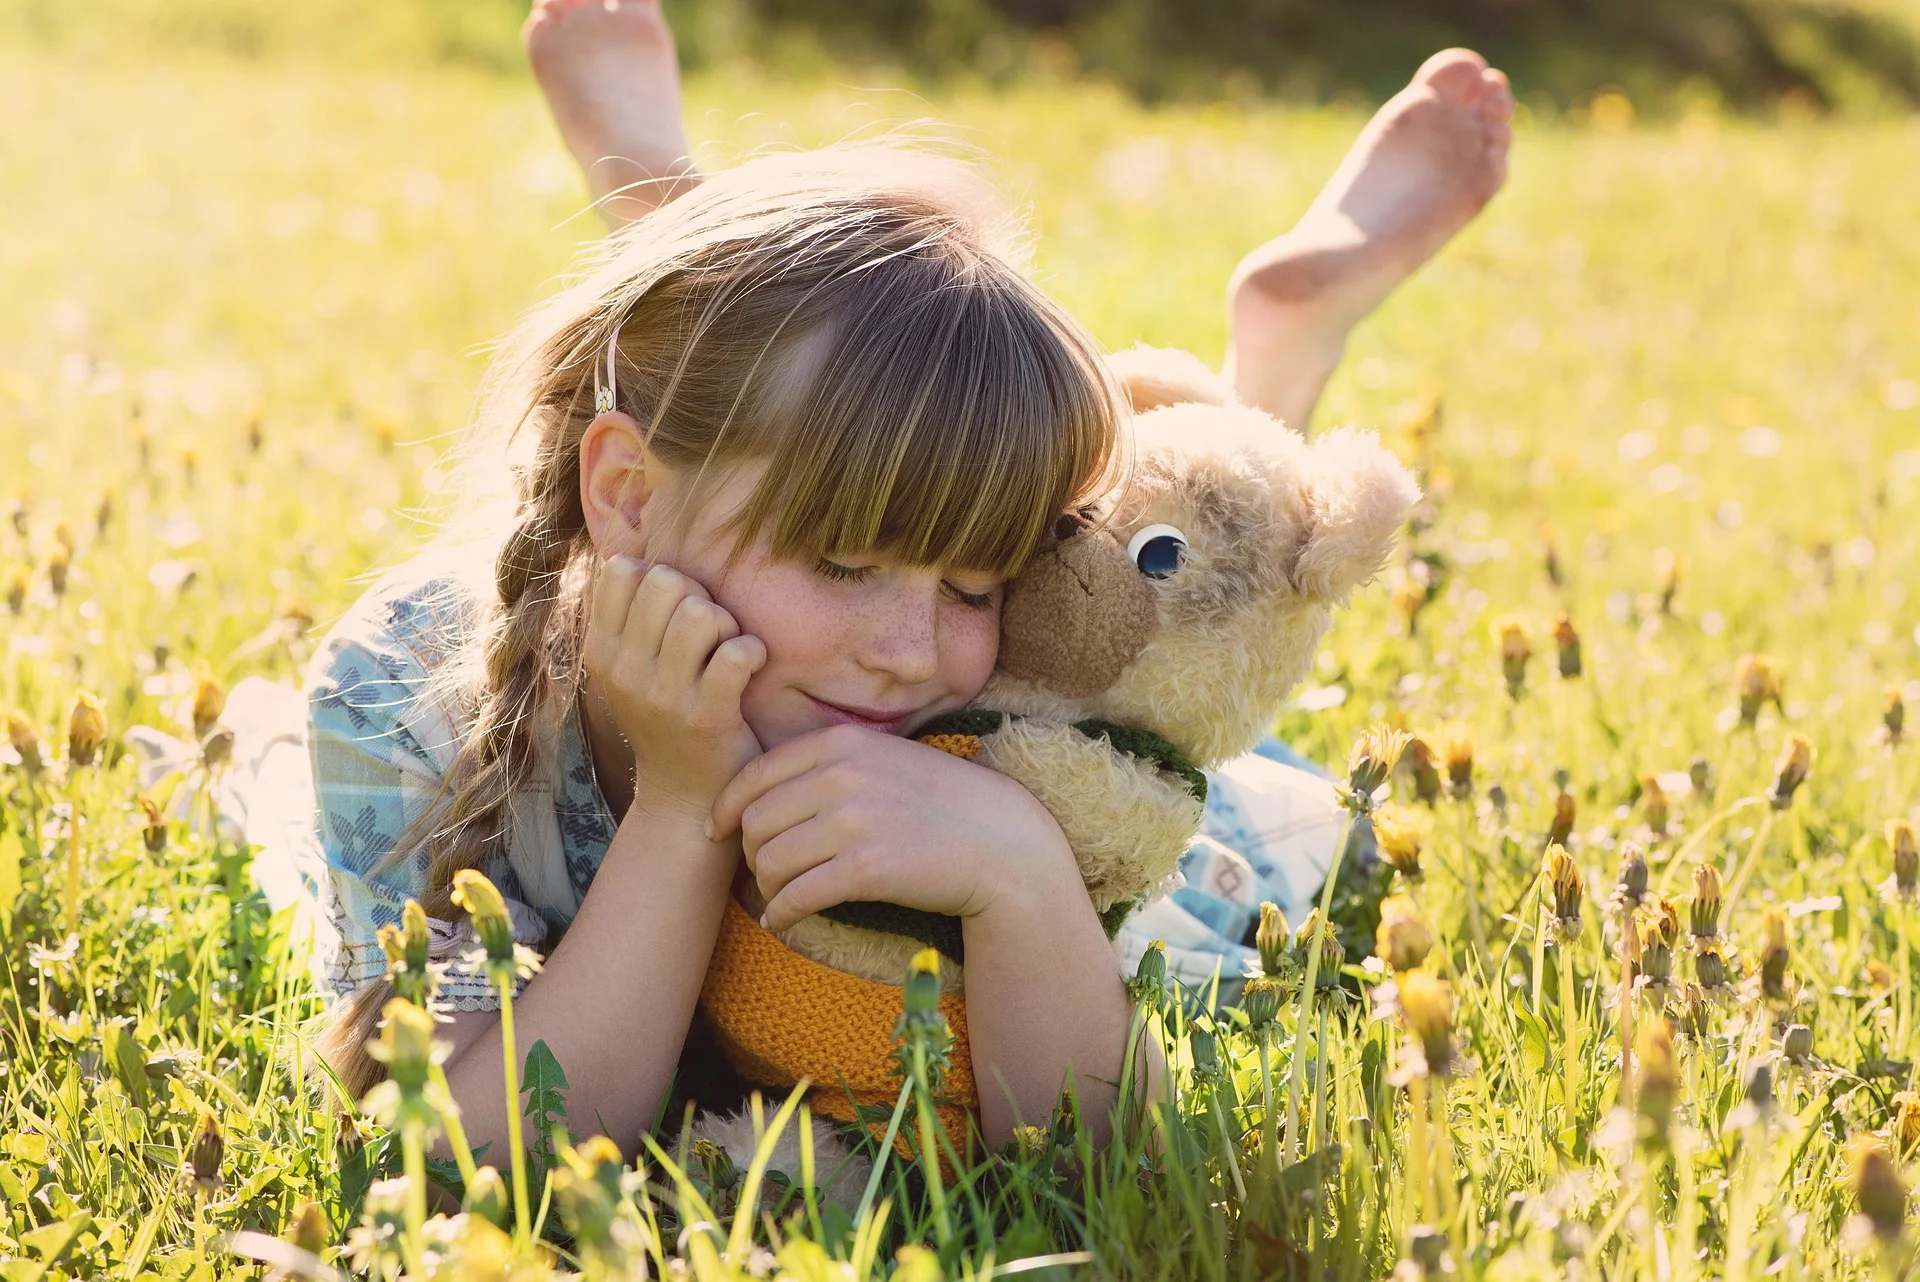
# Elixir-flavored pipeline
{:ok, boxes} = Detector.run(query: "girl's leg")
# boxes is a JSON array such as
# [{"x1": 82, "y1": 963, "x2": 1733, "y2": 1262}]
[
  {"x1": 1224, "y1": 49, "x2": 1513, "y2": 429},
  {"x1": 525, "y1": 0, "x2": 701, "y2": 228}
]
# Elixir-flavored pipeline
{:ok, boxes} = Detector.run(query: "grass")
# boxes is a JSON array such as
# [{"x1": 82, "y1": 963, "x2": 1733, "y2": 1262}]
[{"x1": 3, "y1": 33, "x2": 1920, "y2": 1281}]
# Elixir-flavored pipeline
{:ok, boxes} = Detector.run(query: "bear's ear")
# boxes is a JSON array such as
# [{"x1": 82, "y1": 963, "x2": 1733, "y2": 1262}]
[
  {"x1": 1288, "y1": 428, "x2": 1423, "y2": 604},
  {"x1": 1106, "y1": 344, "x2": 1235, "y2": 414}
]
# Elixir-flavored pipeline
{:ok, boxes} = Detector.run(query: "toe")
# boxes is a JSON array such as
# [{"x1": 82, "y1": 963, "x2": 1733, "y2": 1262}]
[
  {"x1": 1414, "y1": 48, "x2": 1492, "y2": 104},
  {"x1": 1476, "y1": 68, "x2": 1515, "y2": 124}
]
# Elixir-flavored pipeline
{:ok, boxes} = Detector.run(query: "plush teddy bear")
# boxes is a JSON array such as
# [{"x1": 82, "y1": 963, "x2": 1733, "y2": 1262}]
[{"x1": 690, "y1": 346, "x2": 1420, "y2": 1187}]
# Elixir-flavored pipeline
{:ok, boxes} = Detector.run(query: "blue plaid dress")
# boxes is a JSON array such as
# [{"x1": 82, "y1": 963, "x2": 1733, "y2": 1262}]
[{"x1": 298, "y1": 556, "x2": 1339, "y2": 1010}]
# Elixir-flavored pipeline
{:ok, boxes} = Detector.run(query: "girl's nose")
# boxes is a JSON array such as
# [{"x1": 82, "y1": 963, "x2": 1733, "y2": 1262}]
[{"x1": 857, "y1": 583, "x2": 941, "y2": 687}]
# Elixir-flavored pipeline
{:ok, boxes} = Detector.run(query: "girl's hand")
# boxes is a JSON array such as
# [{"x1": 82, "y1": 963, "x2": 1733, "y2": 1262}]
[
  {"x1": 584, "y1": 558, "x2": 766, "y2": 821},
  {"x1": 708, "y1": 724, "x2": 1076, "y2": 933}
]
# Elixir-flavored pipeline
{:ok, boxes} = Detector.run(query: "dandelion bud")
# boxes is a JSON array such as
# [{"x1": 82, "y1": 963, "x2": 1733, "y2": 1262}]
[
  {"x1": 1893, "y1": 1092, "x2": 1920, "y2": 1156},
  {"x1": 1546, "y1": 789, "x2": 1576, "y2": 850},
  {"x1": 190, "y1": 670, "x2": 226, "y2": 740},
  {"x1": 691, "y1": 1137, "x2": 738, "y2": 1194},
  {"x1": 1432, "y1": 723, "x2": 1475, "y2": 801},
  {"x1": 94, "y1": 488, "x2": 114, "y2": 537},
  {"x1": 1766, "y1": 734, "x2": 1814, "y2": 810},
  {"x1": 1884, "y1": 685, "x2": 1906, "y2": 745},
  {"x1": 1889, "y1": 820, "x2": 1918, "y2": 898},
  {"x1": 1542, "y1": 528, "x2": 1563, "y2": 588},
  {"x1": 1653, "y1": 547, "x2": 1680, "y2": 615},
  {"x1": 450, "y1": 869, "x2": 516, "y2": 968},
  {"x1": 1867, "y1": 960, "x2": 1897, "y2": 993},
  {"x1": 47, "y1": 543, "x2": 69, "y2": 597},
  {"x1": 1494, "y1": 615, "x2": 1532, "y2": 698},
  {"x1": 1397, "y1": 971, "x2": 1455, "y2": 1077},
  {"x1": 1639, "y1": 774, "x2": 1669, "y2": 837},
  {"x1": 1393, "y1": 576, "x2": 1428, "y2": 637},
  {"x1": 6, "y1": 710, "x2": 43, "y2": 773},
  {"x1": 1255, "y1": 903, "x2": 1290, "y2": 978},
  {"x1": 1545, "y1": 845, "x2": 1584, "y2": 927},
  {"x1": 1012, "y1": 1124, "x2": 1049, "y2": 1161},
  {"x1": 287, "y1": 1200, "x2": 330, "y2": 1257},
  {"x1": 1188, "y1": 1024, "x2": 1221, "y2": 1085},
  {"x1": 1689, "y1": 755, "x2": 1714, "y2": 799},
  {"x1": 1372, "y1": 804, "x2": 1425, "y2": 880},
  {"x1": 5, "y1": 567, "x2": 24, "y2": 615},
  {"x1": 1346, "y1": 725, "x2": 1412, "y2": 809},
  {"x1": 5, "y1": 495, "x2": 24, "y2": 537},
  {"x1": 1128, "y1": 938, "x2": 1168, "y2": 1004},
  {"x1": 1405, "y1": 735, "x2": 1442, "y2": 805},
  {"x1": 1735, "y1": 654, "x2": 1782, "y2": 727},
  {"x1": 200, "y1": 727, "x2": 233, "y2": 769},
  {"x1": 1635, "y1": 1019, "x2": 1677, "y2": 1145},
  {"x1": 1759, "y1": 905, "x2": 1790, "y2": 1001},
  {"x1": 1613, "y1": 843, "x2": 1649, "y2": 910},
  {"x1": 138, "y1": 794, "x2": 167, "y2": 855},
  {"x1": 1240, "y1": 976, "x2": 1282, "y2": 1030},
  {"x1": 1847, "y1": 1135, "x2": 1908, "y2": 1242},
  {"x1": 1375, "y1": 895, "x2": 1432, "y2": 973},
  {"x1": 463, "y1": 1165, "x2": 511, "y2": 1229},
  {"x1": 1783, "y1": 1023, "x2": 1814, "y2": 1063},
  {"x1": 1694, "y1": 938, "x2": 1731, "y2": 989},
  {"x1": 1293, "y1": 907, "x2": 1345, "y2": 978},
  {"x1": 1689, "y1": 864, "x2": 1724, "y2": 938},
  {"x1": 186, "y1": 1111, "x2": 224, "y2": 1193},
  {"x1": 1553, "y1": 613, "x2": 1583, "y2": 679},
  {"x1": 1487, "y1": 782, "x2": 1509, "y2": 815},
  {"x1": 366, "y1": 998, "x2": 439, "y2": 1092},
  {"x1": 66, "y1": 689, "x2": 106, "y2": 768},
  {"x1": 1630, "y1": 905, "x2": 1674, "y2": 985},
  {"x1": 904, "y1": 946, "x2": 943, "y2": 1020},
  {"x1": 246, "y1": 413, "x2": 265, "y2": 454},
  {"x1": 1672, "y1": 983, "x2": 1714, "y2": 1040}
]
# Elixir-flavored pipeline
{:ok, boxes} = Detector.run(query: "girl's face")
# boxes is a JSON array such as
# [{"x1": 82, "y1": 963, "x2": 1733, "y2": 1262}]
[{"x1": 613, "y1": 456, "x2": 1004, "y2": 751}]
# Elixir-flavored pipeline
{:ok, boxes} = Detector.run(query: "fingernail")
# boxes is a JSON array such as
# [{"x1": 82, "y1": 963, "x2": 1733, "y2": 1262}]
[
  {"x1": 758, "y1": 914, "x2": 770, "y2": 930},
  {"x1": 610, "y1": 555, "x2": 644, "y2": 573},
  {"x1": 702, "y1": 817, "x2": 714, "y2": 841}
]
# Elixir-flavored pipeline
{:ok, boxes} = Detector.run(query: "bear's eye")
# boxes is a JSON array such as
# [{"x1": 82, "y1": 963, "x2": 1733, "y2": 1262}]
[{"x1": 1126, "y1": 524, "x2": 1188, "y2": 579}]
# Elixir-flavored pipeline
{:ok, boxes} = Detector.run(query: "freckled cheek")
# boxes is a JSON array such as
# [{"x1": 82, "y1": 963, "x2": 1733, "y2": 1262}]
[{"x1": 942, "y1": 609, "x2": 1002, "y2": 696}]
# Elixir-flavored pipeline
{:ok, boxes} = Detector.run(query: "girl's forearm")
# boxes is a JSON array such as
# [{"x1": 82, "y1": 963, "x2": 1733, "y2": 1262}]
[
  {"x1": 438, "y1": 797, "x2": 736, "y2": 1163},
  {"x1": 961, "y1": 862, "x2": 1161, "y2": 1148}
]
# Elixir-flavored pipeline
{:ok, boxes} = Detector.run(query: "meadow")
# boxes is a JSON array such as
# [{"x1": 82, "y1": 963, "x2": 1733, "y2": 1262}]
[{"x1": 3, "y1": 31, "x2": 1920, "y2": 1281}]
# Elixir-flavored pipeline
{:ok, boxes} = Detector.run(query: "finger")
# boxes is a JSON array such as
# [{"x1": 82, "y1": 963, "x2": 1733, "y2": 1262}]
[
  {"x1": 698, "y1": 633, "x2": 765, "y2": 722},
  {"x1": 587, "y1": 554, "x2": 648, "y2": 660},
  {"x1": 622, "y1": 564, "x2": 708, "y2": 666},
  {"x1": 710, "y1": 725, "x2": 849, "y2": 840},
  {"x1": 761, "y1": 856, "x2": 866, "y2": 934},
  {"x1": 750, "y1": 820, "x2": 840, "y2": 907},
  {"x1": 657, "y1": 596, "x2": 737, "y2": 688},
  {"x1": 732, "y1": 771, "x2": 823, "y2": 870}
]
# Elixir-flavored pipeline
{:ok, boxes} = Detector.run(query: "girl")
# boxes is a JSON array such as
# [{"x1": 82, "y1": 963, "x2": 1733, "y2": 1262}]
[{"x1": 306, "y1": 144, "x2": 1141, "y2": 1158}]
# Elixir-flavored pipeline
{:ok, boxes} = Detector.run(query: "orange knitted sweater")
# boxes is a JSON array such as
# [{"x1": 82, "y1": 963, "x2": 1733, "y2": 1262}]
[{"x1": 699, "y1": 895, "x2": 978, "y2": 1160}]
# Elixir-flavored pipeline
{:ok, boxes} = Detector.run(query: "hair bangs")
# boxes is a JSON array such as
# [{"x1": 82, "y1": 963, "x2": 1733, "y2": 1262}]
[{"x1": 733, "y1": 247, "x2": 1118, "y2": 580}]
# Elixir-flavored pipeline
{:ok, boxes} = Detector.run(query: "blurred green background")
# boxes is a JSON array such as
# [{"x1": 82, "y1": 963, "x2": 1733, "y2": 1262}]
[{"x1": 8, "y1": 0, "x2": 1920, "y2": 113}]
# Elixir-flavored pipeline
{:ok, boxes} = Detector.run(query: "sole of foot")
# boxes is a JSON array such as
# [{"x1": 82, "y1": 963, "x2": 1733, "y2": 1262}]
[
  {"x1": 1226, "y1": 48, "x2": 1514, "y2": 412},
  {"x1": 524, "y1": 0, "x2": 698, "y2": 222}
]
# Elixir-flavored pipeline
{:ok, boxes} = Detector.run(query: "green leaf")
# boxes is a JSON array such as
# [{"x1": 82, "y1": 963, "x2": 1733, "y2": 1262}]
[
  {"x1": 21, "y1": 1213, "x2": 91, "y2": 1266},
  {"x1": 0, "y1": 827, "x2": 22, "y2": 936},
  {"x1": 102, "y1": 1019, "x2": 149, "y2": 1111},
  {"x1": 520, "y1": 1040, "x2": 569, "y2": 1164},
  {"x1": 1514, "y1": 1006, "x2": 1551, "y2": 1079},
  {"x1": 6, "y1": 1134, "x2": 49, "y2": 1165}
]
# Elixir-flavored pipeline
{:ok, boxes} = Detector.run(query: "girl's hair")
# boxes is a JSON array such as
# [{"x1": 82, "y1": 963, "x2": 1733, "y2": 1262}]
[{"x1": 316, "y1": 143, "x2": 1122, "y2": 1098}]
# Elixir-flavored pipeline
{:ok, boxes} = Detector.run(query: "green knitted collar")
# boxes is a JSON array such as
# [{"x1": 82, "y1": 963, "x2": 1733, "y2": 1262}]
[{"x1": 817, "y1": 709, "x2": 1207, "y2": 964}]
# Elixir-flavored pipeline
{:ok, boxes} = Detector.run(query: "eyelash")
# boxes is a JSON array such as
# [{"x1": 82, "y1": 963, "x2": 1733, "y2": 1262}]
[{"x1": 813, "y1": 559, "x2": 996, "y2": 610}]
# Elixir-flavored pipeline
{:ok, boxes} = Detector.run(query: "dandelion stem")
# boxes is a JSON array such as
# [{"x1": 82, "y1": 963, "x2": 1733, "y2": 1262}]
[
  {"x1": 1900, "y1": 903, "x2": 1913, "y2": 1054},
  {"x1": 910, "y1": 1039, "x2": 952, "y2": 1246},
  {"x1": 63, "y1": 790, "x2": 82, "y2": 940},
  {"x1": 1286, "y1": 812, "x2": 1354, "y2": 1163},
  {"x1": 1719, "y1": 810, "x2": 1776, "y2": 920},
  {"x1": 400, "y1": 1121, "x2": 430, "y2": 1281},
  {"x1": 496, "y1": 976, "x2": 531, "y2": 1251},
  {"x1": 1408, "y1": 1073, "x2": 1431, "y2": 1225},
  {"x1": 1558, "y1": 933, "x2": 1580, "y2": 1140},
  {"x1": 1259, "y1": 1028, "x2": 1278, "y2": 1166},
  {"x1": 1210, "y1": 1092, "x2": 1248, "y2": 1205},
  {"x1": 429, "y1": 1063, "x2": 478, "y2": 1192}
]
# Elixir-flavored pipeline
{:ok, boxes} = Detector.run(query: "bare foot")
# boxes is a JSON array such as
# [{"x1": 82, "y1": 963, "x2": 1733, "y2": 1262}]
[
  {"x1": 1224, "y1": 48, "x2": 1513, "y2": 427},
  {"x1": 524, "y1": 0, "x2": 700, "y2": 227}
]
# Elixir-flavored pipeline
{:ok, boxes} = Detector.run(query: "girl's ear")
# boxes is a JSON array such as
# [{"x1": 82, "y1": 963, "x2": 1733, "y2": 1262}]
[{"x1": 579, "y1": 411, "x2": 657, "y2": 550}]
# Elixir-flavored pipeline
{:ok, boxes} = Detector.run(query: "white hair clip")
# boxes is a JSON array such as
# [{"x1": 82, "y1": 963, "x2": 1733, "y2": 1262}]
[{"x1": 593, "y1": 325, "x2": 620, "y2": 415}]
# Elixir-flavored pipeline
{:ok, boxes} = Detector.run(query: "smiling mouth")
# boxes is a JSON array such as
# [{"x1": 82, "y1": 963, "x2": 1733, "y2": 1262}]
[{"x1": 804, "y1": 694, "x2": 919, "y2": 735}]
